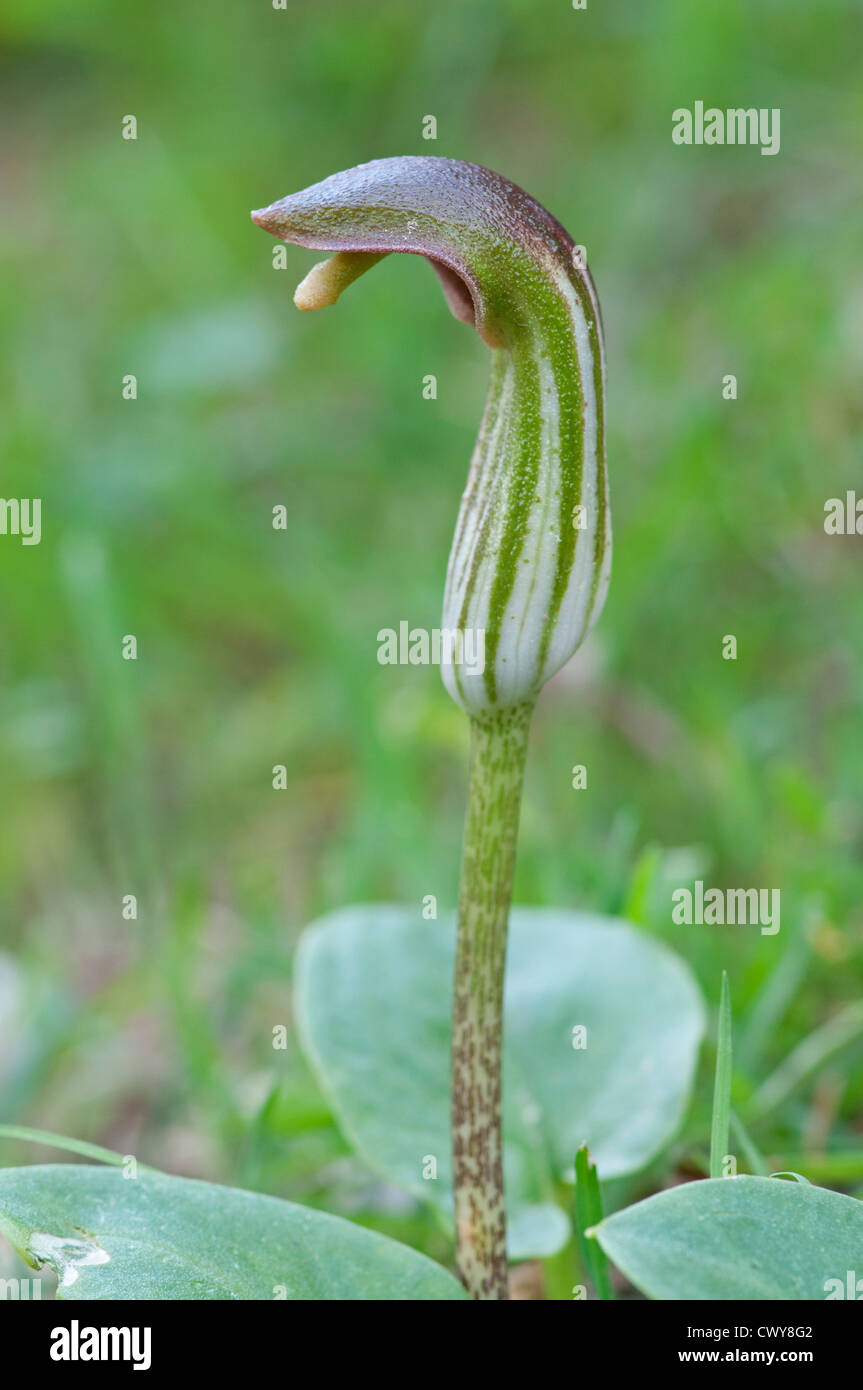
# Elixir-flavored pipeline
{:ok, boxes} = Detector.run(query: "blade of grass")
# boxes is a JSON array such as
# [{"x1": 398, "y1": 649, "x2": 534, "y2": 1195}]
[
  {"x1": 730, "y1": 1109, "x2": 768, "y2": 1176},
  {"x1": 746, "y1": 1001, "x2": 863, "y2": 1122},
  {"x1": 739, "y1": 899, "x2": 817, "y2": 1069},
  {"x1": 575, "y1": 1144, "x2": 614, "y2": 1300},
  {"x1": 710, "y1": 971, "x2": 732, "y2": 1179},
  {"x1": 0, "y1": 1124, "x2": 151, "y2": 1170}
]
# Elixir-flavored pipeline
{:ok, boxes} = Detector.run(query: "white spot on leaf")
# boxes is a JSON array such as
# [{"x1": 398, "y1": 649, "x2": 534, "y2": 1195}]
[{"x1": 29, "y1": 1231, "x2": 111, "y2": 1289}]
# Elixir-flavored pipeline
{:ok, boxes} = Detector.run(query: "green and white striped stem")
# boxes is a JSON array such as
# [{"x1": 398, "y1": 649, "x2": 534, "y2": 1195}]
[{"x1": 252, "y1": 157, "x2": 609, "y2": 1298}]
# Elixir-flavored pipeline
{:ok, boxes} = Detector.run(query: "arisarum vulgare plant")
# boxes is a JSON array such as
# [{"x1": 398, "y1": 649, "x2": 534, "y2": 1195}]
[
  {"x1": 252, "y1": 156, "x2": 610, "y2": 1299},
  {"x1": 0, "y1": 160, "x2": 856, "y2": 1311}
]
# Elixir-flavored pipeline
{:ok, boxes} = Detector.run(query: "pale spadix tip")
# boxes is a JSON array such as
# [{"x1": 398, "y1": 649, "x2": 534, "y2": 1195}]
[
  {"x1": 251, "y1": 205, "x2": 385, "y2": 311},
  {"x1": 292, "y1": 251, "x2": 386, "y2": 311}
]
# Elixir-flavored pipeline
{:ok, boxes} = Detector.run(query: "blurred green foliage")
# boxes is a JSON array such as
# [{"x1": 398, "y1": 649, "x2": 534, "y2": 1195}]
[{"x1": 0, "y1": 0, "x2": 861, "y2": 1291}]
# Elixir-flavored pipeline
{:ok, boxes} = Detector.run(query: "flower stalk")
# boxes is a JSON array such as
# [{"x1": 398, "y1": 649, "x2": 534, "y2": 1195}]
[
  {"x1": 252, "y1": 157, "x2": 609, "y2": 1299},
  {"x1": 452, "y1": 704, "x2": 533, "y2": 1298}
]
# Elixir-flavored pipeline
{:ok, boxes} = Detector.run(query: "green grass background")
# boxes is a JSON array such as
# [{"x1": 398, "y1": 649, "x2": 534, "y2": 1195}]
[{"x1": 0, "y1": 0, "x2": 861, "y2": 1287}]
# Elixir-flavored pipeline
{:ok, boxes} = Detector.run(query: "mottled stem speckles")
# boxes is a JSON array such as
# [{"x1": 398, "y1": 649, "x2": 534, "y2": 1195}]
[{"x1": 451, "y1": 702, "x2": 533, "y2": 1299}]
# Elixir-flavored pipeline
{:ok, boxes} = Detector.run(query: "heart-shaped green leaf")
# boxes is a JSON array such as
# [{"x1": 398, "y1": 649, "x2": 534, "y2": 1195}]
[
  {"x1": 0, "y1": 1164, "x2": 467, "y2": 1300},
  {"x1": 295, "y1": 906, "x2": 704, "y2": 1257},
  {"x1": 594, "y1": 1175, "x2": 863, "y2": 1300}
]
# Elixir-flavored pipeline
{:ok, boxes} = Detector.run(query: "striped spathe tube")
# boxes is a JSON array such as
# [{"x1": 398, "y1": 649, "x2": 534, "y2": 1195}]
[{"x1": 251, "y1": 156, "x2": 610, "y2": 716}]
